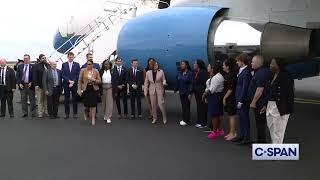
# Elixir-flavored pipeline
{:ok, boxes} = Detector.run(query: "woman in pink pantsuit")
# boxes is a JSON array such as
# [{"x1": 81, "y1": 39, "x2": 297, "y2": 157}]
[{"x1": 144, "y1": 62, "x2": 167, "y2": 124}]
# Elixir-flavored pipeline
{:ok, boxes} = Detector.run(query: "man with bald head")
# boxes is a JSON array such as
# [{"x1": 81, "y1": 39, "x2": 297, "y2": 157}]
[
  {"x1": 247, "y1": 55, "x2": 272, "y2": 144},
  {"x1": 0, "y1": 58, "x2": 16, "y2": 118},
  {"x1": 43, "y1": 60, "x2": 62, "y2": 119}
]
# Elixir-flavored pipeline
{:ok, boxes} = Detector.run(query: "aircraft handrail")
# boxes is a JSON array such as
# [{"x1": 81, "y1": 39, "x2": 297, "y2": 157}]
[
  {"x1": 49, "y1": 11, "x2": 117, "y2": 58},
  {"x1": 50, "y1": 1, "x2": 136, "y2": 59},
  {"x1": 61, "y1": 14, "x2": 119, "y2": 61},
  {"x1": 55, "y1": 5, "x2": 126, "y2": 62}
]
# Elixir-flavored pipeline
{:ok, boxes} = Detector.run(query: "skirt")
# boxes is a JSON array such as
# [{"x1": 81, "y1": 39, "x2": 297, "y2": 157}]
[
  {"x1": 83, "y1": 85, "x2": 98, "y2": 107},
  {"x1": 207, "y1": 92, "x2": 224, "y2": 118},
  {"x1": 224, "y1": 96, "x2": 236, "y2": 116}
]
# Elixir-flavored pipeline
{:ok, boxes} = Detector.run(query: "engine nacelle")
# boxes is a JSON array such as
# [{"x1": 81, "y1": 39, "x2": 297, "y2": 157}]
[
  {"x1": 260, "y1": 22, "x2": 320, "y2": 63},
  {"x1": 117, "y1": 6, "x2": 226, "y2": 87}
]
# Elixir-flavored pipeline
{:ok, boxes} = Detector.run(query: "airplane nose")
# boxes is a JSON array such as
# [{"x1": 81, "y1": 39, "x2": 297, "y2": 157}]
[{"x1": 53, "y1": 29, "x2": 83, "y2": 54}]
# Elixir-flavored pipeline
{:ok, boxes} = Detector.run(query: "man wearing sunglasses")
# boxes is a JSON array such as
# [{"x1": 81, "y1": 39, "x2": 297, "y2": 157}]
[{"x1": 33, "y1": 54, "x2": 50, "y2": 118}]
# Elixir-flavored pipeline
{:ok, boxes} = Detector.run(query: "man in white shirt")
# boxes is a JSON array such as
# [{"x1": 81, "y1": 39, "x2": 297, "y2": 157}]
[
  {"x1": 61, "y1": 52, "x2": 81, "y2": 119},
  {"x1": 0, "y1": 58, "x2": 16, "y2": 118},
  {"x1": 111, "y1": 57, "x2": 128, "y2": 119},
  {"x1": 127, "y1": 59, "x2": 143, "y2": 119}
]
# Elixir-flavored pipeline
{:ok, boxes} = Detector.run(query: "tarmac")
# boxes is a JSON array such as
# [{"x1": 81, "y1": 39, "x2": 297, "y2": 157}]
[{"x1": 0, "y1": 77, "x2": 319, "y2": 180}]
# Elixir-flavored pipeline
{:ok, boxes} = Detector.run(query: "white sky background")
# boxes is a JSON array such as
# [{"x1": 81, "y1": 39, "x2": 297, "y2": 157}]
[{"x1": 0, "y1": 0, "x2": 261, "y2": 62}]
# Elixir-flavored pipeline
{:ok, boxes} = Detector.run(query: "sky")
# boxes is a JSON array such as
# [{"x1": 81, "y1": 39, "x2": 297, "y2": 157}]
[{"x1": 0, "y1": 0, "x2": 261, "y2": 62}]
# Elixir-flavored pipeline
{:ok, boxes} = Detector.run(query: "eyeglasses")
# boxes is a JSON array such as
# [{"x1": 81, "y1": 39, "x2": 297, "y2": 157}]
[{"x1": 41, "y1": 57, "x2": 46, "y2": 60}]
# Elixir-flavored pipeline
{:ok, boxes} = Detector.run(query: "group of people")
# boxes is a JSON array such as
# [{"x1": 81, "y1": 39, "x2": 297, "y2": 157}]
[
  {"x1": 0, "y1": 51, "x2": 294, "y2": 144},
  {"x1": 173, "y1": 54, "x2": 294, "y2": 144}
]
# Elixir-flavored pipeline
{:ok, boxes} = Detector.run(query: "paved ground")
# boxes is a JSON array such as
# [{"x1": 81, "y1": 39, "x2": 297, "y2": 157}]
[{"x1": 0, "y1": 81, "x2": 319, "y2": 180}]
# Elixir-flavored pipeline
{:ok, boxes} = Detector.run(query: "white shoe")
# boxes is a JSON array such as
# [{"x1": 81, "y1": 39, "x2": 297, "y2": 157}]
[
  {"x1": 103, "y1": 116, "x2": 107, "y2": 121},
  {"x1": 163, "y1": 119, "x2": 167, "y2": 124},
  {"x1": 180, "y1": 120, "x2": 187, "y2": 126},
  {"x1": 152, "y1": 119, "x2": 157, "y2": 124},
  {"x1": 107, "y1": 119, "x2": 112, "y2": 124},
  {"x1": 195, "y1": 124, "x2": 201, "y2": 128}
]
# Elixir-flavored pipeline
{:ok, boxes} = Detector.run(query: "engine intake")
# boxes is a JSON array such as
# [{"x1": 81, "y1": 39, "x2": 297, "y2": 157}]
[{"x1": 261, "y1": 22, "x2": 313, "y2": 63}]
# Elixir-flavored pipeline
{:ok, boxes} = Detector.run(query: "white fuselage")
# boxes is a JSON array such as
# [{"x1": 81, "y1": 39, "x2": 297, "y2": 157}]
[{"x1": 172, "y1": 0, "x2": 320, "y2": 28}]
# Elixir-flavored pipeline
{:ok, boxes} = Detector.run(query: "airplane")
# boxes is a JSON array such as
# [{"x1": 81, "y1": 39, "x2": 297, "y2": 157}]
[{"x1": 53, "y1": 0, "x2": 320, "y2": 89}]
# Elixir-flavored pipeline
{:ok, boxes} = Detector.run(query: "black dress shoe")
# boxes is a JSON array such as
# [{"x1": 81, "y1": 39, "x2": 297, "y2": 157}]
[
  {"x1": 0, "y1": 114, "x2": 5, "y2": 117},
  {"x1": 55, "y1": 116, "x2": 60, "y2": 119},
  {"x1": 10, "y1": 114, "x2": 14, "y2": 118},
  {"x1": 64, "y1": 114, "x2": 69, "y2": 119},
  {"x1": 22, "y1": 114, "x2": 28, "y2": 118},
  {"x1": 130, "y1": 115, "x2": 135, "y2": 119},
  {"x1": 49, "y1": 116, "x2": 55, "y2": 119}
]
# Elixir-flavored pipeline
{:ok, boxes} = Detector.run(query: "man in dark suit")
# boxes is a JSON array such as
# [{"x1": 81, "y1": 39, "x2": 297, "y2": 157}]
[
  {"x1": 16, "y1": 54, "x2": 36, "y2": 117},
  {"x1": 127, "y1": 59, "x2": 143, "y2": 119},
  {"x1": 81, "y1": 53, "x2": 100, "y2": 70},
  {"x1": 0, "y1": 58, "x2": 16, "y2": 118},
  {"x1": 61, "y1": 52, "x2": 81, "y2": 119},
  {"x1": 112, "y1": 57, "x2": 128, "y2": 119},
  {"x1": 43, "y1": 60, "x2": 62, "y2": 119},
  {"x1": 33, "y1": 54, "x2": 50, "y2": 118},
  {"x1": 234, "y1": 53, "x2": 252, "y2": 145}
]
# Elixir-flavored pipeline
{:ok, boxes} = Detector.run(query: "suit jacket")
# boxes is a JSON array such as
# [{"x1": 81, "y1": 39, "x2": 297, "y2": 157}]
[
  {"x1": 1, "y1": 66, "x2": 16, "y2": 91},
  {"x1": 193, "y1": 69, "x2": 208, "y2": 94},
  {"x1": 42, "y1": 68, "x2": 62, "y2": 96},
  {"x1": 144, "y1": 70, "x2": 166, "y2": 96},
  {"x1": 16, "y1": 63, "x2": 34, "y2": 89},
  {"x1": 268, "y1": 71, "x2": 294, "y2": 115},
  {"x1": 78, "y1": 68, "x2": 101, "y2": 95},
  {"x1": 33, "y1": 62, "x2": 50, "y2": 89},
  {"x1": 127, "y1": 67, "x2": 143, "y2": 92},
  {"x1": 111, "y1": 66, "x2": 127, "y2": 95},
  {"x1": 235, "y1": 66, "x2": 252, "y2": 104},
  {"x1": 61, "y1": 61, "x2": 80, "y2": 87}
]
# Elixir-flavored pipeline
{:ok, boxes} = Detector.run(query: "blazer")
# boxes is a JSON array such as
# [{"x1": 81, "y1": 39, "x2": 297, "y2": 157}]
[
  {"x1": 268, "y1": 71, "x2": 294, "y2": 116},
  {"x1": 193, "y1": 69, "x2": 208, "y2": 94},
  {"x1": 61, "y1": 61, "x2": 81, "y2": 87},
  {"x1": 16, "y1": 63, "x2": 34, "y2": 89},
  {"x1": 127, "y1": 67, "x2": 143, "y2": 92},
  {"x1": 78, "y1": 68, "x2": 101, "y2": 95},
  {"x1": 1, "y1": 66, "x2": 16, "y2": 91},
  {"x1": 235, "y1": 66, "x2": 252, "y2": 104},
  {"x1": 144, "y1": 69, "x2": 166, "y2": 96},
  {"x1": 175, "y1": 70, "x2": 193, "y2": 95},
  {"x1": 111, "y1": 66, "x2": 127, "y2": 94},
  {"x1": 42, "y1": 68, "x2": 62, "y2": 96},
  {"x1": 33, "y1": 62, "x2": 50, "y2": 88}
]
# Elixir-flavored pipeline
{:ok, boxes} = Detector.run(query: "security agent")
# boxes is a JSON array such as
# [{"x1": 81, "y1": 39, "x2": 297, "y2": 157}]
[{"x1": 247, "y1": 55, "x2": 272, "y2": 143}]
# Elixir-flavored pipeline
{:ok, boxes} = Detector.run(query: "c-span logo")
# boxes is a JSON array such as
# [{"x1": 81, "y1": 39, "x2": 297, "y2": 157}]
[{"x1": 252, "y1": 144, "x2": 299, "y2": 160}]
